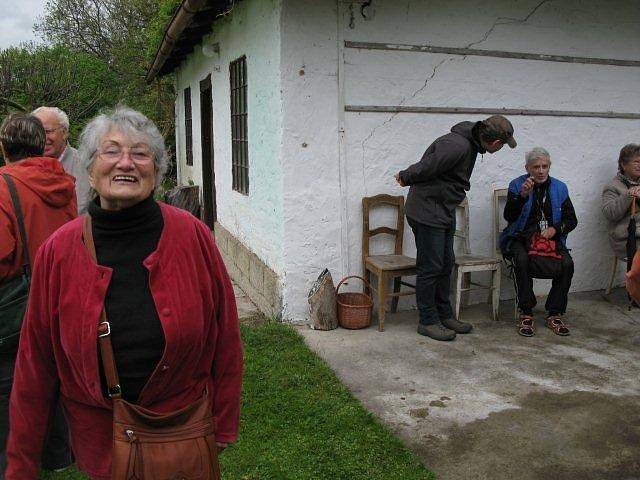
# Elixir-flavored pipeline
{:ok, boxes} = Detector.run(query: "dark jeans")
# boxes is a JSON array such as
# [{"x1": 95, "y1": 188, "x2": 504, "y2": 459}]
[
  {"x1": 0, "y1": 353, "x2": 72, "y2": 477},
  {"x1": 408, "y1": 218, "x2": 455, "y2": 325},
  {"x1": 510, "y1": 239, "x2": 574, "y2": 315}
]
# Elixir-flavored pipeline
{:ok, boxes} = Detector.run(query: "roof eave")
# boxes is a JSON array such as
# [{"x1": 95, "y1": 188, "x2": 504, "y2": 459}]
[{"x1": 146, "y1": 0, "x2": 210, "y2": 83}]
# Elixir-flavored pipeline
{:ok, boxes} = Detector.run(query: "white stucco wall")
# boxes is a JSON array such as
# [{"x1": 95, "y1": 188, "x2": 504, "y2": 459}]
[
  {"x1": 174, "y1": 0, "x2": 640, "y2": 322},
  {"x1": 279, "y1": 0, "x2": 344, "y2": 320},
  {"x1": 174, "y1": 0, "x2": 284, "y2": 275},
  {"x1": 340, "y1": 0, "x2": 640, "y2": 307},
  {"x1": 277, "y1": 0, "x2": 639, "y2": 321}
]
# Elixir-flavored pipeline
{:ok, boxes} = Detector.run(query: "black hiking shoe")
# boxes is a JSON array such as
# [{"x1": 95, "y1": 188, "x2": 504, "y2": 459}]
[
  {"x1": 417, "y1": 322, "x2": 456, "y2": 341},
  {"x1": 441, "y1": 317, "x2": 473, "y2": 334}
]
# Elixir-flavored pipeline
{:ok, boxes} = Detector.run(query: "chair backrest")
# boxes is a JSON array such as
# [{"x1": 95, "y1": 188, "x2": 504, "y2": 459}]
[
  {"x1": 454, "y1": 198, "x2": 471, "y2": 255},
  {"x1": 493, "y1": 188, "x2": 508, "y2": 256},
  {"x1": 362, "y1": 194, "x2": 405, "y2": 259}
]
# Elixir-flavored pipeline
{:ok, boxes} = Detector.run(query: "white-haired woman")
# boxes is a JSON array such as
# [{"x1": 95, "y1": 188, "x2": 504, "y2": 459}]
[
  {"x1": 6, "y1": 106, "x2": 242, "y2": 480},
  {"x1": 499, "y1": 147, "x2": 577, "y2": 337}
]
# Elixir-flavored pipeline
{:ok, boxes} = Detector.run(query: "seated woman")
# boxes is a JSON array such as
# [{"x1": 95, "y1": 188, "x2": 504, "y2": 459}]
[
  {"x1": 602, "y1": 144, "x2": 640, "y2": 260},
  {"x1": 500, "y1": 147, "x2": 577, "y2": 337}
]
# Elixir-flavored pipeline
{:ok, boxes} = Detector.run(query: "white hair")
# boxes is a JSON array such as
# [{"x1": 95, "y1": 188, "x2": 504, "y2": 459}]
[
  {"x1": 31, "y1": 106, "x2": 70, "y2": 131},
  {"x1": 525, "y1": 147, "x2": 551, "y2": 166},
  {"x1": 78, "y1": 105, "x2": 168, "y2": 188}
]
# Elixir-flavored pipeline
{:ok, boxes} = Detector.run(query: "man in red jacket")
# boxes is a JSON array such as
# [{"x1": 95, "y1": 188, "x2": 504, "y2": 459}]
[{"x1": 0, "y1": 113, "x2": 77, "y2": 475}]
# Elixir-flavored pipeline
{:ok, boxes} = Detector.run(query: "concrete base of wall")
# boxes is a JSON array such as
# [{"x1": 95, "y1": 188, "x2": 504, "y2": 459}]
[{"x1": 214, "y1": 222, "x2": 283, "y2": 319}]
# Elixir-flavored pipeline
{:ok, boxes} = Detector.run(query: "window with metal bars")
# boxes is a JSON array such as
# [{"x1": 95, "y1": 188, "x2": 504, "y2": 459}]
[
  {"x1": 184, "y1": 87, "x2": 193, "y2": 166},
  {"x1": 230, "y1": 56, "x2": 248, "y2": 194}
]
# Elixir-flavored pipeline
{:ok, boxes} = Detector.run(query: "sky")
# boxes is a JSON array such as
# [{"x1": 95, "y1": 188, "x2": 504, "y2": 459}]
[{"x1": 0, "y1": 0, "x2": 46, "y2": 49}]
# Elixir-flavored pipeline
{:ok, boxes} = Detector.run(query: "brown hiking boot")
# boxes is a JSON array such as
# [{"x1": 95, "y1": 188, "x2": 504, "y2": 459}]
[
  {"x1": 417, "y1": 322, "x2": 456, "y2": 341},
  {"x1": 441, "y1": 317, "x2": 473, "y2": 334}
]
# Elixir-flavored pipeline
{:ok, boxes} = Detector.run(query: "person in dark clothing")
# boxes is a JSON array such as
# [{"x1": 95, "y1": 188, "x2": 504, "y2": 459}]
[
  {"x1": 500, "y1": 147, "x2": 577, "y2": 337},
  {"x1": 395, "y1": 115, "x2": 517, "y2": 341}
]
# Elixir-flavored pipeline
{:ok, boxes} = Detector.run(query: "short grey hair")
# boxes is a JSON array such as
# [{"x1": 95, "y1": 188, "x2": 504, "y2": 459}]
[
  {"x1": 525, "y1": 147, "x2": 551, "y2": 166},
  {"x1": 31, "y1": 106, "x2": 70, "y2": 131},
  {"x1": 78, "y1": 105, "x2": 168, "y2": 188}
]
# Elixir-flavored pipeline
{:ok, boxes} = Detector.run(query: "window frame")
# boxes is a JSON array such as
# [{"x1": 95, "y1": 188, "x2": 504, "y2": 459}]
[
  {"x1": 230, "y1": 56, "x2": 248, "y2": 195},
  {"x1": 184, "y1": 87, "x2": 193, "y2": 167}
]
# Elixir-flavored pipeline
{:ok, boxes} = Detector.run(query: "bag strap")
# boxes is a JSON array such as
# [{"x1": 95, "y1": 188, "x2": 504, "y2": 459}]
[
  {"x1": 82, "y1": 215, "x2": 122, "y2": 399},
  {"x1": 2, "y1": 174, "x2": 31, "y2": 279}
]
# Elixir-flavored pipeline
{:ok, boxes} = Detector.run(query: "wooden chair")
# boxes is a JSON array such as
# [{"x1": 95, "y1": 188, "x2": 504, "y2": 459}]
[
  {"x1": 605, "y1": 256, "x2": 625, "y2": 295},
  {"x1": 362, "y1": 194, "x2": 416, "y2": 331},
  {"x1": 493, "y1": 188, "x2": 518, "y2": 319},
  {"x1": 453, "y1": 198, "x2": 501, "y2": 321}
]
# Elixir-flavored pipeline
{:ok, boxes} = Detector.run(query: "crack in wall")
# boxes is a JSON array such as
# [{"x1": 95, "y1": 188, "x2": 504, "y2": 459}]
[
  {"x1": 465, "y1": 0, "x2": 552, "y2": 49},
  {"x1": 357, "y1": 0, "x2": 551, "y2": 195},
  {"x1": 359, "y1": 57, "x2": 452, "y2": 195},
  {"x1": 404, "y1": 58, "x2": 449, "y2": 105}
]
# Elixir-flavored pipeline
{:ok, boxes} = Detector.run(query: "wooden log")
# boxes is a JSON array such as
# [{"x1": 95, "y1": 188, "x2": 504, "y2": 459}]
[
  {"x1": 308, "y1": 269, "x2": 338, "y2": 330},
  {"x1": 163, "y1": 185, "x2": 201, "y2": 218}
]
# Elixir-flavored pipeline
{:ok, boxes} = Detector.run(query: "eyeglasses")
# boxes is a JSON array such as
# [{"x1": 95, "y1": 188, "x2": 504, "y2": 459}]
[
  {"x1": 96, "y1": 146, "x2": 154, "y2": 164},
  {"x1": 44, "y1": 126, "x2": 64, "y2": 135}
]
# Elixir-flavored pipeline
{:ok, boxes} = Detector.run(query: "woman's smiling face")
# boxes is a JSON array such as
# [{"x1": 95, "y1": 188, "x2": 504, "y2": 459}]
[{"x1": 89, "y1": 128, "x2": 156, "y2": 211}]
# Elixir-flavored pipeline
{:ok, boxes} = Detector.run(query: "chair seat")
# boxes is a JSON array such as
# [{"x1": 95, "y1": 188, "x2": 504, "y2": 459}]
[
  {"x1": 455, "y1": 254, "x2": 500, "y2": 266},
  {"x1": 365, "y1": 254, "x2": 416, "y2": 271}
]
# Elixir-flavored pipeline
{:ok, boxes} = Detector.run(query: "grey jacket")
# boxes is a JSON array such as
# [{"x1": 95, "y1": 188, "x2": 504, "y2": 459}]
[
  {"x1": 59, "y1": 145, "x2": 91, "y2": 214},
  {"x1": 602, "y1": 174, "x2": 640, "y2": 259},
  {"x1": 400, "y1": 121, "x2": 484, "y2": 228}
]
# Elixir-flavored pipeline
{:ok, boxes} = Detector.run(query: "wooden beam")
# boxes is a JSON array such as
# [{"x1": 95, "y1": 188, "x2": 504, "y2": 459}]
[
  {"x1": 344, "y1": 105, "x2": 640, "y2": 120},
  {"x1": 345, "y1": 41, "x2": 640, "y2": 68}
]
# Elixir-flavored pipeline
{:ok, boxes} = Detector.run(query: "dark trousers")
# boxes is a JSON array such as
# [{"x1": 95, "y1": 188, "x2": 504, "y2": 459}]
[
  {"x1": 510, "y1": 239, "x2": 574, "y2": 315},
  {"x1": 0, "y1": 353, "x2": 72, "y2": 477},
  {"x1": 408, "y1": 218, "x2": 455, "y2": 325}
]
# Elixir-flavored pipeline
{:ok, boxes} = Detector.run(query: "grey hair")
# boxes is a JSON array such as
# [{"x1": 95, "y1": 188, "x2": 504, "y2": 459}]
[
  {"x1": 31, "y1": 106, "x2": 70, "y2": 131},
  {"x1": 78, "y1": 105, "x2": 168, "y2": 188},
  {"x1": 525, "y1": 147, "x2": 551, "y2": 166}
]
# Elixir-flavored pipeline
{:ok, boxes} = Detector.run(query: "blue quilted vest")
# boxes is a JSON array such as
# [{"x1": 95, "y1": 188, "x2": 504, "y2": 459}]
[{"x1": 499, "y1": 175, "x2": 569, "y2": 253}]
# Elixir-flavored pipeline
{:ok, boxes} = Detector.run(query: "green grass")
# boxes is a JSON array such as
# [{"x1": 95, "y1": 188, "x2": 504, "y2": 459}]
[{"x1": 41, "y1": 322, "x2": 434, "y2": 480}]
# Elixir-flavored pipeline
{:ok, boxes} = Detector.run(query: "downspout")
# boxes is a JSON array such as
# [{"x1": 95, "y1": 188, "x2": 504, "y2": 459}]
[
  {"x1": 146, "y1": 0, "x2": 209, "y2": 83},
  {"x1": 174, "y1": 71, "x2": 182, "y2": 184},
  {"x1": 336, "y1": 0, "x2": 350, "y2": 278}
]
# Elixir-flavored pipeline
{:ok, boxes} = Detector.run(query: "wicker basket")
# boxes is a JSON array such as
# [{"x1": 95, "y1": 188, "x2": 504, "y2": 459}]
[{"x1": 336, "y1": 275, "x2": 373, "y2": 329}]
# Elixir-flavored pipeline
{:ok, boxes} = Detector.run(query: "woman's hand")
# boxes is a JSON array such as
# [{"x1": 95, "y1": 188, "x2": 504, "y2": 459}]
[
  {"x1": 216, "y1": 442, "x2": 229, "y2": 453},
  {"x1": 520, "y1": 177, "x2": 535, "y2": 197},
  {"x1": 540, "y1": 227, "x2": 557, "y2": 239},
  {"x1": 628, "y1": 186, "x2": 640, "y2": 198},
  {"x1": 394, "y1": 172, "x2": 405, "y2": 187}
]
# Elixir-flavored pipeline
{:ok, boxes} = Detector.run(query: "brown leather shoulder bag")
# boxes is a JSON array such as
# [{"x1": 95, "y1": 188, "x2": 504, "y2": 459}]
[{"x1": 83, "y1": 215, "x2": 221, "y2": 480}]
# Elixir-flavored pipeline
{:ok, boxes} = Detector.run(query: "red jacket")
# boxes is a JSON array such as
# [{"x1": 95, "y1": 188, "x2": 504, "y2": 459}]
[
  {"x1": 6, "y1": 203, "x2": 243, "y2": 480},
  {"x1": 0, "y1": 157, "x2": 77, "y2": 280}
]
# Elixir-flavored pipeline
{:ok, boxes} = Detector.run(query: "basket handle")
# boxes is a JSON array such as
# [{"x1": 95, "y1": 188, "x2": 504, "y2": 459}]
[{"x1": 336, "y1": 275, "x2": 372, "y2": 297}]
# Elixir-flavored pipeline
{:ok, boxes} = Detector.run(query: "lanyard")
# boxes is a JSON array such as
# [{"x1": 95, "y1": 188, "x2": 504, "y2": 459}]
[{"x1": 535, "y1": 187, "x2": 548, "y2": 230}]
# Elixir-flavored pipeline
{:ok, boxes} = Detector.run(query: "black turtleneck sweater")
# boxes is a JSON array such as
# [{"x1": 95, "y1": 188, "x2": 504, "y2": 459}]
[{"x1": 88, "y1": 195, "x2": 165, "y2": 402}]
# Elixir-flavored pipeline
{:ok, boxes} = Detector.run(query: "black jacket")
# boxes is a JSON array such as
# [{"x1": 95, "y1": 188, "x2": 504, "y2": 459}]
[{"x1": 400, "y1": 121, "x2": 484, "y2": 228}]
